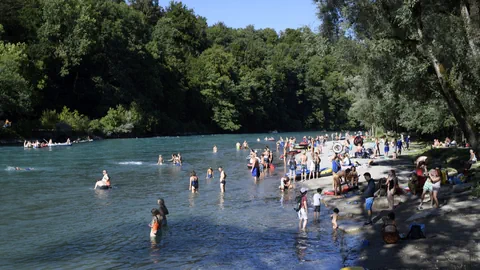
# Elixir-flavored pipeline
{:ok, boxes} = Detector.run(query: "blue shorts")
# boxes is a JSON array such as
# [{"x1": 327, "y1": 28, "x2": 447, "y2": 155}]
[{"x1": 365, "y1": 197, "x2": 374, "y2": 211}]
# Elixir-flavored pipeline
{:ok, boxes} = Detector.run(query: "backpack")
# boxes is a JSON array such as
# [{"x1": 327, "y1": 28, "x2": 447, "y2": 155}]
[
  {"x1": 407, "y1": 224, "x2": 426, "y2": 240},
  {"x1": 294, "y1": 195, "x2": 302, "y2": 212}
]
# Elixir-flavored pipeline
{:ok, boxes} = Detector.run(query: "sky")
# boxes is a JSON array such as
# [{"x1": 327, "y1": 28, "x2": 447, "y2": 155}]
[{"x1": 170, "y1": 0, "x2": 320, "y2": 32}]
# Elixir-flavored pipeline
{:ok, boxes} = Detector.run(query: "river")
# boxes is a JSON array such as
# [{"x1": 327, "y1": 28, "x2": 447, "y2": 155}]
[{"x1": 0, "y1": 132, "x2": 361, "y2": 269}]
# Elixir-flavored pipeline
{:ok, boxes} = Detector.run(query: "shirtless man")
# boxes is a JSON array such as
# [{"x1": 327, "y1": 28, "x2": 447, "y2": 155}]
[
  {"x1": 333, "y1": 168, "x2": 351, "y2": 196},
  {"x1": 300, "y1": 151, "x2": 308, "y2": 182},
  {"x1": 94, "y1": 170, "x2": 111, "y2": 189},
  {"x1": 218, "y1": 167, "x2": 226, "y2": 192}
]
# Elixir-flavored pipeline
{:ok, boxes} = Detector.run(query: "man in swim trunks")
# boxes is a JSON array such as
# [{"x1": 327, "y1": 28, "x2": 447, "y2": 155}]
[
  {"x1": 218, "y1": 167, "x2": 226, "y2": 192},
  {"x1": 300, "y1": 151, "x2": 308, "y2": 182},
  {"x1": 94, "y1": 170, "x2": 110, "y2": 189},
  {"x1": 363, "y1": 172, "x2": 376, "y2": 225}
]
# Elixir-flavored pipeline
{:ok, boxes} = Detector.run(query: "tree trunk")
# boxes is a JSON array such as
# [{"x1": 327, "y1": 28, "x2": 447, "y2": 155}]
[
  {"x1": 425, "y1": 46, "x2": 479, "y2": 152},
  {"x1": 461, "y1": 1, "x2": 480, "y2": 57}
]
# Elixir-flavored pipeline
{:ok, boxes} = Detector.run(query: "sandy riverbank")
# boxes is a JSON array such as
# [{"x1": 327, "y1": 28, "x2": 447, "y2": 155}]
[{"x1": 293, "y1": 142, "x2": 480, "y2": 269}]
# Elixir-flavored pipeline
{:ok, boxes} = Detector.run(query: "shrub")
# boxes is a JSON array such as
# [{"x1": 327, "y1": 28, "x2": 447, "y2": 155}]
[
  {"x1": 40, "y1": 109, "x2": 59, "y2": 130},
  {"x1": 100, "y1": 103, "x2": 142, "y2": 136},
  {"x1": 58, "y1": 106, "x2": 90, "y2": 133}
]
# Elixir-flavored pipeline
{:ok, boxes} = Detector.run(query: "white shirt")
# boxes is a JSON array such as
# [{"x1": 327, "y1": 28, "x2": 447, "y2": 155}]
[
  {"x1": 102, "y1": 174, "x2": 109, "y2": 183},
  {"x1": 313, "y1": 193, "x2": 323, "y2": 206}
]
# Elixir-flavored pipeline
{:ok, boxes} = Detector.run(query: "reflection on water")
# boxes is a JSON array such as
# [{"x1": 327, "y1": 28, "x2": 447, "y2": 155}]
[{"x1": 0, "y1": 133, "x2": 361, "y2": 269}]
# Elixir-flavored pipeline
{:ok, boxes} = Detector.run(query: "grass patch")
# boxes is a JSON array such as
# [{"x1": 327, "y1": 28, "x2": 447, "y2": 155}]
[{"x1": 404, "y1": 143, "x2": 470, "y2": 170}]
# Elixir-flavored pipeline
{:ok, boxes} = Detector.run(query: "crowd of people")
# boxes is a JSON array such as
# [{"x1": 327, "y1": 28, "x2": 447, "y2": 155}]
[{"x1": 90, "y1": 131, "x2": 477, "y2": 245}]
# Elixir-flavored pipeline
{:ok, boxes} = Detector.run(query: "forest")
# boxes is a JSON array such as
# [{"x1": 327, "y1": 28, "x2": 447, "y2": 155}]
[{"x1": 0, "y1": 0, "x2": 479, "y2": 151}]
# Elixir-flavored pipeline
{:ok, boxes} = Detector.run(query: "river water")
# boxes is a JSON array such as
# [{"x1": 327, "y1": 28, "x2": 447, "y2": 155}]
[{"x1": 0, "y1": 133, "x2": 361, "y2": 269}]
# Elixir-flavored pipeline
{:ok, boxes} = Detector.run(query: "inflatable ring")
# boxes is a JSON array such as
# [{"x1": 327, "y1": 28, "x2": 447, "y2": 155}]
[{"x1": 333, "y1": 142, "x2": 343, "y2": 153}]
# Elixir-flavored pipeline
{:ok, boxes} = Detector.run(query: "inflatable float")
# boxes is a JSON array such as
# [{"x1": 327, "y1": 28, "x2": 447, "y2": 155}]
[
  {"x1": 285, "y1": 167, "x2": 332, "y2": 181},
  {"x1": 48, "y1": 143, "x2": 73, "y2": 147},
  {"x1": 324, "y1": 185, "x2": 352, "y2": 195}
]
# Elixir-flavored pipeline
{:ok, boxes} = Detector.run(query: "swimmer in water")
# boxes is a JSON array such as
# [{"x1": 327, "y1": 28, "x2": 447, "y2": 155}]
[
  {"x1": 236, "y1": 142, "x2": 241, "y2": 150},
  {"x1": 94, "y1": 170, "x2": 110, "y2": 189},
  {"x1": 15, "y1": 167, "x2": 33, "y2": 171},
  {"x1": 157, "y1": 155, "x2": 163, "y2": 165},
  {"x1": 206, "y1": 167, "x2": 214, "y2": 179},
  {"x1": 213, "y1": 145, "x2": 217, "y2": 153}
]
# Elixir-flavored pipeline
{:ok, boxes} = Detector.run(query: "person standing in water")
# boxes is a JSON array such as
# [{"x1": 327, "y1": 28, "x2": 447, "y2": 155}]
[
  {"x1": 251, "y1": 156, "x2": 260, "y2": 182},
  {"x1": 206, "y1": 167, "x2": 214, "y2": 179},
  {"x1": 218, "y1": 166, "x2": 226, "y2": 192},
  {"x1": 94, "y1": 170, "x2": 111, "y2": 189},
  {"x1": 157, "y1": 155, "x2": 163, "y2": 165},
  {"x1": 157, "y1": 198, "x2": 169, "y2": 226},
  {"x1": 149, "y1": 208, "x2": 162, "y2": 238},
  {"x1": 213, "y1": 145, "x2": 217, "y2": 153},
  {"x1": 298, "y1": 188, "x2": 308, "y2": 230},
  {"x1": 189, "y1": 171, "x2": 199, "y2": 193}
]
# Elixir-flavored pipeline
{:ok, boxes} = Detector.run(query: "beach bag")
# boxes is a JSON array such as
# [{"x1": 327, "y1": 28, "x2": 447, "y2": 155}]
[{"x1": 407, "y1": 224, "x2": 425, "y2": 240}]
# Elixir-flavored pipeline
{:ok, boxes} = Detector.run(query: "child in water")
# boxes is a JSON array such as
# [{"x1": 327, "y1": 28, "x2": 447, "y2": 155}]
[
  {"x1": 206, "y1": 167, "x2": 214, "y2": 179},
  {"x1": 331, "y1": 208, "x2": 339, "y2": 229},
  {"x1": 149, "y1": 208, "x2": 162, "y2": 237}
]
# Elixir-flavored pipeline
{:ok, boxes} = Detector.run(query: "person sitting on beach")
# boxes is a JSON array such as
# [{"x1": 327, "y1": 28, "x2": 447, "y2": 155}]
[
  {"x1": 331, "y1": 208, "x2": 339, "y2": 229},
  {"x1": 382, "y1": 212, "x2": 400, "y2": 244},
  {"x1": 157, "y1": 198, "x2": 169, "y2": 226},
  {"x1": 157, "y1": 155, "x2": 163, "y2": 165},
  {"x1": 346, "y1": 166, "x2": 359, "y2": 187},
  {"x1": 468, "y1": 149, "x2": 477, "y2": 164},
  {"x1": 94, "y1": 170, "x2": 110, "y2": 189}
]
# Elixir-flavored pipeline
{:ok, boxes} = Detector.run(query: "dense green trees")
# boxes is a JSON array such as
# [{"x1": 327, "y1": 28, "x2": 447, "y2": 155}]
[
  {"x1": 315, "y1": 0, "x2": 480, "y2": 150},
  {"x1": 3, "y1": 0, "x2": 477, "y2": 146},
  {"x1": 1, "y1": 0, "x2": 356, "y2": 138}
]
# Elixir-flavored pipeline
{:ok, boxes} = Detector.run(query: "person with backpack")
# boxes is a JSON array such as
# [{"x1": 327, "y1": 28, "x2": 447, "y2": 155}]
[{"x1": 296, "y1": 188, "x2": 308, "y2": 230}]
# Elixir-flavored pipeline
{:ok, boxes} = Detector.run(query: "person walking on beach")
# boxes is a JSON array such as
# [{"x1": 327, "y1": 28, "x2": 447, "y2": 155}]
[
  {"x1": 218, "y1": 167, "x2": 226, "y2": 192},
  {"x1": 384, "y1": 139, "x2": 390, "y2": 158},
  {"x1": 417, "y1": 169, "x2": 440, "y2": 210},
  {"x1": 363, "y1": 172, "x2": 376, "y2": 225},
  {"x1": 298, "y1": 188, "x2": 308, "y2": 230}
]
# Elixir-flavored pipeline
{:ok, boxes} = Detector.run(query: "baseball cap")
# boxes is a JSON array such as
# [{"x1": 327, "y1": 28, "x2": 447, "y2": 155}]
[{"x1": 300, "y1": 188, "x2": 308, "y2": 193}]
